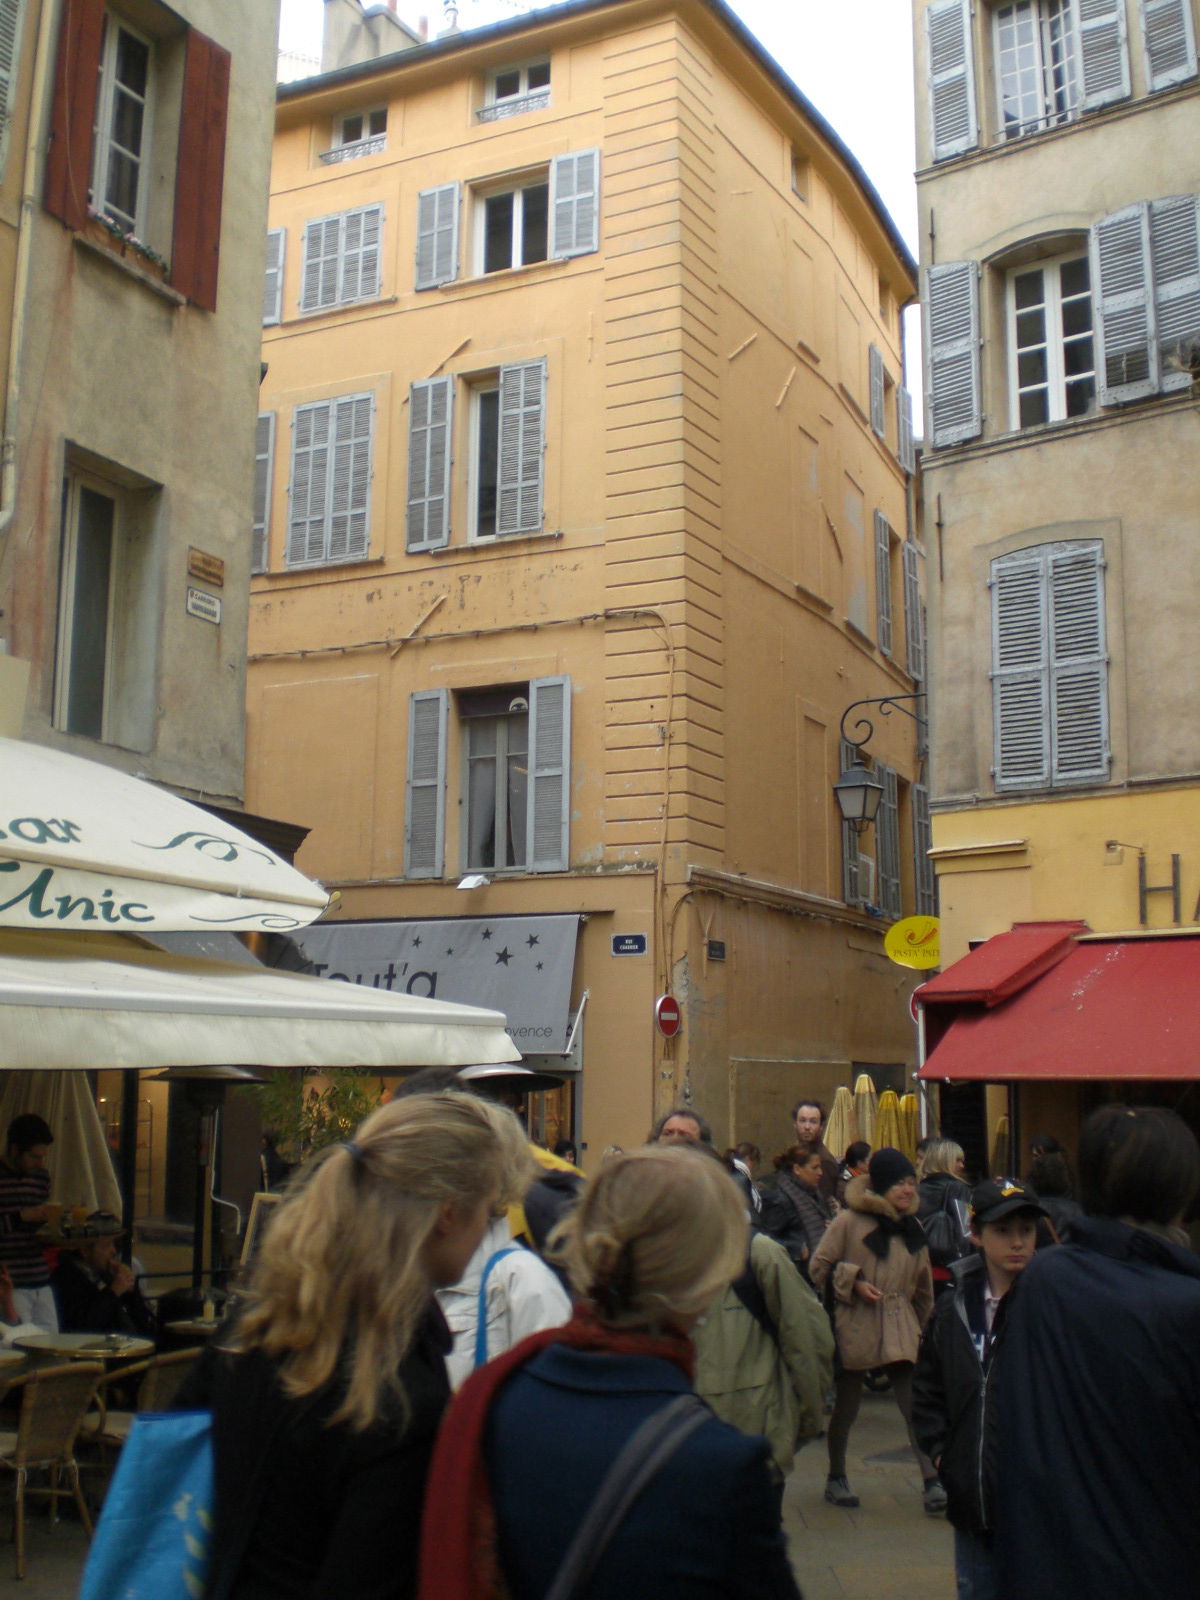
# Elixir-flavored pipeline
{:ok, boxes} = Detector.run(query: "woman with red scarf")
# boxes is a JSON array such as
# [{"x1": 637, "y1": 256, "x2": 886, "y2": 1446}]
[{"x1": 419, "y1": 1145, "x2": 803, "y2": 1600}]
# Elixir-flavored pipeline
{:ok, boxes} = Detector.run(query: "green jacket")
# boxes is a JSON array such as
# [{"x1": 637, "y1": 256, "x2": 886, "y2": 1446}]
[{"x1": 693, "y1": 1231, "x2": 834, "y2": 1474}]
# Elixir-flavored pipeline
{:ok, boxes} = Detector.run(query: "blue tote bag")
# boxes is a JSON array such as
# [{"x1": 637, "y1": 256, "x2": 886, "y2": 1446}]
[{"x1": 79, "y1": 1410, "x2": 213, "y2": 1600}]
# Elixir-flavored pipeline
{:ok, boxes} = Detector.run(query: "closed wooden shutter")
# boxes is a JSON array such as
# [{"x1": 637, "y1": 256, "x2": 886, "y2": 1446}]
[
  {"x1": 903, "y1": 541, "x2": 925, "y2": 682},
  {"x1": 869, "y1": 345, "x2": 886, "y2": 438},
  {"x1": 263, "y1": 228, "x2": 285, "y2": 325},
  {"x1": 991, "y1": 548, "x2": 1051, "y2": 789},
  {"x1": 1149, "y1": 194, "x2": 1200, "y2": 393},
  {"x1": 876, "y1": 765, "x2": 901, "y2": 919},
  {"x1": 287, "y1": 402, "x2": 330, "y2": 566},
  {"x1": 1091, "y1": 204, "x2": 1158, "y2": 403},
  {"x1": 1048, "y1": 542, "x2": 1108, "y2": 783},
  {"x1": 171, "y1": 29, "x2": 230, "y2": 312},
  {"x1": 1078, "y1": 0, "x2": 1132, "y2": 110},
  {"x1": 911, "y1": 783, "x2": 936, "y2": 916},
  {"x1": 415, "y1": 183, "x2": 459, "y2": 289},
  {"x1": 405, "y1": 689, "x2": 449, "y2": 879},
  {"x1": 44, "y1": 0, "x2": 104, "y2": 231},
  {"x1": 252, "y1": 412, "x2": 274, "y2": 574},
  {"x1": 927, "y1": 0, "x2": 978, "y2": 160},
  {"x1": 875, "y1": 511, "x2": 893, "y2": 656},
  {"x1": 925, "y1": 261, "x2": 981, "y2": 446},
  {"x1": 550, "y1": 149, "x2": 600, "y2": 258},
  {"x1": 898, "y1": 386, "x2": 916, "y2": 474},
  {"x1": 340, "y1": 204, "x2": 382, "y2": 303},
  {"x1": 528, "y1": 676, "x2": 571, "y2": 871},
  {"x1": 840, "y1": 737, "x2": 862, "y2": 904},
  {"x1": 1140, "y1": 0, "x2": 1197, "y2": 90},
  {"x1": 301, "y1": 215, "x2": 342, "y2": 312},
  {"x1": 407, "y1": 377, "x2": 453, "y2": 552},
  {"x1": 327, "y1": 394, "x2": 373, "y2": 561},
  {"x1": 496, "y1": 360, "x2": 545, "y2": 537},
  {"x1": 0, "y1": 0, "x2": 24, "y2": 177}
]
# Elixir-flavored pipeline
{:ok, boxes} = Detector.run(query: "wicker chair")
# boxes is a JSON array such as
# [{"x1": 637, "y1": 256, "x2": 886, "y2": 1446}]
[
  {"x1": 0, "y1": 1360, "x2": 102, "y2": 1579},
  {"x1": 85, "y1": 1345, "x2": 203, "y2": 1453}
]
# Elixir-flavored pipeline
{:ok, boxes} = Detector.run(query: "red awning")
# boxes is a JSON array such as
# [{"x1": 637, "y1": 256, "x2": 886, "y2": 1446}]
[
  {"x1": 920, "y1": 935, "x2": 1200, "y2": 1081},
  {"x1": 918, "y1": 921, "x2": 1086, "y2": 1007}
]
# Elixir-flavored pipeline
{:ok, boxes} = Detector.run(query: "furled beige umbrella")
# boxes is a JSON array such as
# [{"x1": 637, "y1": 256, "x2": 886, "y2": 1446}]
[
  {"x1": 898, "y1": 1093, "x2": 920, "y2": 1163},
  {"x1": 853, "y1": 1072, "x2": 878, "y2": 1148},
  {"x1": 991, "y1": 1115, "x2": 1011, "y2": 1177},
  {"x1": 874, "y1": 1089, "x2": 903, "y2": 1153},
  {"x1": 823, "y1": 1084, "x2": 857, "y2": 1163}
]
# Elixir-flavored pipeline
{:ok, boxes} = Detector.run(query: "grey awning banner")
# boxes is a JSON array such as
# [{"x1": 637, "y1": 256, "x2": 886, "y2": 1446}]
[{"x1": 295, "y1": 914, "x2": 582, "y2": 1056}]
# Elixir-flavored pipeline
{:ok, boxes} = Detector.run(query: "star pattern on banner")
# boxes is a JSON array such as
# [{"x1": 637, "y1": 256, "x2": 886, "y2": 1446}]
[{"x1": 495, "y1": 947, "x2": 512, "y2": 966}]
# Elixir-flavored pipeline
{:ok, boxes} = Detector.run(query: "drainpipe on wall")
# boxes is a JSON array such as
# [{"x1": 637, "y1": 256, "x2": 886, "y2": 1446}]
[{"x1": 0, "y1": 0, "x2": 60, "y2": 546}]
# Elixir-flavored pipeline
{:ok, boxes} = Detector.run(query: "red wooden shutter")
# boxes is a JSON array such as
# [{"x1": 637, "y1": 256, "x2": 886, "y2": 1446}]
[
  {"x1": 171, "y1": 29, "x2": 230, "y2": 312},
  {"x1": 43, "y1": 0, "x2": 105, "y2": 231}
]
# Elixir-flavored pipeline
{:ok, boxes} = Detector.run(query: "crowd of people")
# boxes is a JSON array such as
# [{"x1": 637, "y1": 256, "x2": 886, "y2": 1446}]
[{"x1": 9, "y1": 1083, "x2": 1200, "y2": 1600}]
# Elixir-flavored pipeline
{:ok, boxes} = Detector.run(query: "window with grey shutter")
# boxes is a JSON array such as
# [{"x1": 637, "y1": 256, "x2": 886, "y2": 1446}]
[
  {"x1": 550, "y1": 149, "x2": 600, "y2": 258},
  {"x1": 301, "y1": 215, "x2": 342, "y2": 312},
  {"x1": 903, "y1": 541, "x2": 925, "y2": 682},
  {"x1": 415, "y1": 183, "x2": 460, "y2": 289},
  {"x1": 263, "y1": 228, "x2": 285, "y2": 325},
  {"x1": 1090, "y1": 204, "x2": 1158, "y2": 403},
  {"x1": 898, "y1": 386, "x2": 916, "y2": 474},
  {"x1": 875, "y1": 511, "x2": 893, "y2": 656},
  {"x1": 0, "y1": 0, "x2": 23, "y2": 180},
  {"x1": 927, "y1": 0, "x2": 978, "y2": 160},
  {"x1": 286, "y1": 393, "x2": 373, "y2": 567},
  {"x1": 1078, "y1": 0, "x2": 1132, "y2": 110},
  {"x1": 1149, "y1": 194, "x2": 1200, "y2": 392},
  {"x1": 925, "y1": 260, "x2": 981, "y2": 446},
  {"x1": 404, "y1": 689, "x2": 449, "y2": 879},
  {"x1": 252, "y1": 412, "x2": 274, "y2": 574},
  {"x1": 497, "y1": 360, "x2": 546, "y2": 536},
  {"x1": 876, "y1": 765, "x2": 902, "y2": 919},
  {"x1": 340, "y1": 205, "x2": 382, "y2": 302},
  {"x1": 840, "y1": 737, "x2": 862, "y2": 904},
  {"x1": 528, "y1": 675, "x2": 571, "y2": 871},
  {"x1": 912, "y1": 783, "x2": 936, "y2": 916},
  {"x1": 407, "y1": 377, "x2": 453, "y2": 552},
  {"x1": 869, "y1": 345, "x2": 886, "y2": 438},
  {"x1": 991, "y1": 541, "x2": 1108, "y2": 791},
  {"x1": 1141, "y1": 0, "x2": 1198, "y2": 89}
]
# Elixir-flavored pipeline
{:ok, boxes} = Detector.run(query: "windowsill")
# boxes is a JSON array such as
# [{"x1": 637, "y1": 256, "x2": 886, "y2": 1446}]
[
  {"x1": 476, "y1": 90, "x2": 552, "y2": 123},
  {"x1": 926, "y1": 389, "x2": 1199, "y2": 463},
  {"x1": 275, "y1": 553, "x2": 385, "y2": 576},
  {"x1": 75, "y1": 233, "x2": 186, "y2": 307},
  {"x1": 288, "y1": 294, "x2": 398, "y2": 325},
  {"x1": 319, "y1": 136, "x2": 387, "y2": 165},
  {"x1": 458, "y1": 257, "x2": 572, "y2": 289}
]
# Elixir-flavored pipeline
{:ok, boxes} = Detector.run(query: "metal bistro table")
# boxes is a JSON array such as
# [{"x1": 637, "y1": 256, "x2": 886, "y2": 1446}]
[{"x1": 13, "y1": 1332, "x2": 155, "y2": 1364}]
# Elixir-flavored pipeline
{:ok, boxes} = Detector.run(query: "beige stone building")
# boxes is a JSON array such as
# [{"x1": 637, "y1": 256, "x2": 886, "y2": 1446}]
[
  {"x1": 912, "y1": 0, "x2": 1200, "y2": 1166},
  {"x1": 247, "y1": 0, "x2": 929, "y2": 1162}
]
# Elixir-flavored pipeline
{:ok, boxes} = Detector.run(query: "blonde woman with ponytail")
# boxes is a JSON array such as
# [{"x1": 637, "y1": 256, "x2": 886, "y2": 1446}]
[
  {"x1": 418, "y1": 1145, "x2": 803, "y2": 1600},
  {"x1": 180, "y1": 1091, "x2": 525, "y2": 1600}
]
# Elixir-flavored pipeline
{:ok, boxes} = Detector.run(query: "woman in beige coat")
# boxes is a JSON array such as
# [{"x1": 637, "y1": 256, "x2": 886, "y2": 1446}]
[{"x1": 809, "y1": 1148, "x2": 944, "y2": 1515}]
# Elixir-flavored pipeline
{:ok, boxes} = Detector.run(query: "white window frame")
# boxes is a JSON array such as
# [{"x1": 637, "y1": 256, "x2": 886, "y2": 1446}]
[
  {"x1": 299, "y1": 205, "x2": 383, "y2": 313},
  {"x1": 479, "y1": 58, "x2": 551, "y2": 121},
  {"x1": 1006, "y1": 249, "x2": 1096, "y2": 428},
  {"x1": 55, "y1": 470, "x2": 121, "y2": 740},
  {"x1": 335, "y1": 106, "x2": 386, "y2": 147},
  {"x1": 468, "y1": 359, "x2": 546, "y2": 543},
  {"x1": 90, "y1": 12, "x2": 154, "y2": 236},
  {"x1": 460, "y1": 692, "x2": 532, "y2": 874},
  {"x1": 473, "y1": 170, "x2": 550, "y2": 276},
  {"x1": 993, "y1": 0, "x2": 1082, "y2": 141}
]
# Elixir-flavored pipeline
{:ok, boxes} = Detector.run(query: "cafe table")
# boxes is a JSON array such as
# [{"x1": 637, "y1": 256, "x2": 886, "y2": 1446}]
[
  {"x1": 13, "y1": 1331, "x2": 154, "y2": 1363},
  {"x1": 163, "y1": 1317, "x2": 221, "y2": 1339}
]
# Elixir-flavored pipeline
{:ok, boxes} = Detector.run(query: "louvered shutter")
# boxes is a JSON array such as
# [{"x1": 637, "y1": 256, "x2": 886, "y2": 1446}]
[
  {"x1": 527, "y1": 676, "x2": 571, "y2": 871},
  {"x1": 903, "y1": 541, "x2": 925, "y2": 682},
  {"x1": 1048, "y1": 542, "x2": 1109, "y2": 783},
  {"x1": 171, "y1": 29, "x2": 230, "y2": 312},
  {"x1": 263, "y1": 228, "x2": 285, "y2": 325},
  {"x1": 925, "y1": 261, "x2": 981, "y2": 446},
  {"x1": 327, "y1": 393, "x2": 373, "y2": 560},
  {"x1": 912, "y1": 783, "x2": 936, "y2": 916},
  {"x1": 301, "y1": 215, "x2": 342, "y2": 312},
  {"x1": 898, "y1": 386, "x2": 916, "y2": 474},
  {"x1": 496, "y1": 360, "x2": 545, "y2": 537},
  {"x1": 991, "y1": 549, "x2": 1051, "y2": 789},
  {"x1": 869, "y1": 345, "x2": 886, "y2": 438},
  {"x1": 252, "y1": 412, "x2": 274, "y2": 574},
  {"x1": 1091, "y1": 204, "x2": 1159, "y2": 402},
  {"x1": 839, "y1": 738, "x2": 862, "y2": 904},
  {"x1": 1149, "y1": 195, "x2": 1200, "y2": 392},
  {"x1": 0, "y1": 0, "x2": 24, "y2": 176},
  {"x1": 286, "y1": 401, "x2": 331, "y2": 566},
  {"x1": 927, "y1": 0, "x2": 978, "y2": 160},
  {"x1": 1141, "y1": 0, "x2": 1197, "y2": 89},
  {"x1": 404, "y1": 689, "x2": 448, "y2": 879},
  {"x1": 1078, "y1": 0, "x2": 1132, "y2": 110},
  {"x1": 407, "y1": 377, "x2": 453, "y2": 552},
  {"x1": 875, "y1": 512, "x2": 893, "y2": 656},
  {"x1": 44, "y1": 0, "x2": 104, "y2": 231},
  {"x1": 415, "y1": 183, "x2": 459, "y2": 289},
  {"x1": 340, "y1": 204, "x2": 381, "y2": 302},
  {"x1": 876, "y1": 765, "x2": 902, "y2": 919},
  {"x1": 550, "y1": 149, "x2": 600, "y2": 258}
]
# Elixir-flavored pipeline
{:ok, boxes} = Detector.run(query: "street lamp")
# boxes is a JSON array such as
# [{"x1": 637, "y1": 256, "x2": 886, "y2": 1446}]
[{"x1": 833, "y1": 693, "x2": 928, "y2": 834}]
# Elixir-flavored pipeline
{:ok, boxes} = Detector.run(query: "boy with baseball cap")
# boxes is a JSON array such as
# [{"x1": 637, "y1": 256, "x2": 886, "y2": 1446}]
[{"x1": 912, "y1": 1178, "x2": 1047, "y2": 1600}]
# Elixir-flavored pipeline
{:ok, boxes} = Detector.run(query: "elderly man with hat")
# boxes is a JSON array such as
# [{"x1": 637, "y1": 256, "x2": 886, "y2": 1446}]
[{"x1": 50, "y1": 1211, "x2": 157, "y2": 1340}]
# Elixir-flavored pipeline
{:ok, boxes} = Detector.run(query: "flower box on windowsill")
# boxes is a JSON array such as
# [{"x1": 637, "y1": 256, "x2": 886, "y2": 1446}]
[{"x1": 82, "y1": 212, "x2": 170, "y2": 285}]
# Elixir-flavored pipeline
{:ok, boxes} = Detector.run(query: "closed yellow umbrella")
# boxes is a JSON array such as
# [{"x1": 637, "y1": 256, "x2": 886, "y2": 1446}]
[
  {"x1": 898, "y1": 1093, "x2": 920, "y2": 1163},
  {"x1": 824, "y1": 1084, "x2": 857, "y2": 1163},
  {"x1": 853, "y1": 1072, "x2": 878, "y2": 1148},
  {"x1": 991, "y1": 1115, "x2": 1011, "y2": 1177},
  {"x1": 875, "y1": 1089, "x2": 903, "y2": 1153}
]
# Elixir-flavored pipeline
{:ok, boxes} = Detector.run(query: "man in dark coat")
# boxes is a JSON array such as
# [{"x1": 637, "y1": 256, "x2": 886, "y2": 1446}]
[
  {"x1": 50, "y1": 1212, "x2": 157, "y2": 1340},
  {"x1": 994, "y1": 1105, "x2": 1200, "y2": 1600}
]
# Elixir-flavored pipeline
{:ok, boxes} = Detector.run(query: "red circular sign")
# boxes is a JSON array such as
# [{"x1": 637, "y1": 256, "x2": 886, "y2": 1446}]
[{"x1": 655, "y1": 994, "x2": 682, "y2": 1037}]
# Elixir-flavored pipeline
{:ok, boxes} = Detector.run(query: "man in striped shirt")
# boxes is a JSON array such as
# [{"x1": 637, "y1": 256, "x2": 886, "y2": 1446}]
[{"x1": 0, "y1": 1114, "x2": 57, "y2": 1331}]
